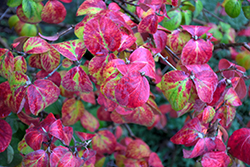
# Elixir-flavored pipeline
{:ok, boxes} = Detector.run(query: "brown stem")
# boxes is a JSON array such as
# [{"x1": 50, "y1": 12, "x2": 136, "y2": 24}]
[
  {"x1": 214, "y1": 42, "x2": 250, "y2": 52},
  {"x1": 111, "y1": 0, "x2": 140, "y2": 24},
  {"x1": 0, "y1": 8, "x2": 9, "y2": 21},
  {"x1": 123, "y1": 123, "x2": 136, "y2": 139},
  {"x1": 202, "y1": 8, "x2": 225, "y2": 23},
  {"x1": 165, "y1": 46, "x2": 180, "y2": 60},
  {"x1": 192, "y1": 18, "x2": 207, "y2": 25}
]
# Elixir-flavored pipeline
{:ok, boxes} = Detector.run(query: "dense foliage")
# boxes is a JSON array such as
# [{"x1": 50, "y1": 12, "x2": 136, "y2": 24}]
[{"x1": 0, "y1": 0, "x2": 250, "y2": 166}]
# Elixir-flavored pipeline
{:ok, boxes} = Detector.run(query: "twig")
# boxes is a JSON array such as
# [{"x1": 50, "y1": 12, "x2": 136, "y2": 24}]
[
  {"x1": 156, "y1": 53, "x2": 177, "y2": 70},
  {"x1": 214, "y1": 42, "x2": 250, "y2": 52},
  {"x1": 192, "y1": 18, "x2": 207, "y2": 25},
  {"x1": 165, "y1": 46, "x2": 180, "y2": 60},
  {"x1": 123, "y1": 123, "x2": 136, "y2": 139},
  {"x1": 111, "y1": 0, "x2": 140, "y2": 24},
  {"x1": 203, "y1": 8, "x2": 225, "y2": 23},
  {"x1": 0, "y1": 8, "x2": 10, "y2": 21},
  {"x1": 121, "y1": 0, "x2": 138, "y2": 6},
  {"x1": 44, "y1": 63, "x2": 62, "y2": 79},
  {"x1": 215, "y1": 66, "x2": 237, "y2": 74},
  {"x1": 0, "y1": 36, "x2": 9, "y2": 49},
  {"x1": 235, "y1": 113, "x2": 246, "y2": 127}
]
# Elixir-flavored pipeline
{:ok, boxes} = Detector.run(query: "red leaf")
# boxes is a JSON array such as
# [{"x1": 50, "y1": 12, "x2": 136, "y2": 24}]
[
  {"x1": 52, "y1": 39, "x2": 86, "y2": 61},
  {"x1": 49, "y1": 119, "x2": 65, "y2": 142},
  {"x1": 17, "y1": 111, "x2": 40, "y2": 126},
  {"x1": 224, "y1": 87, "x2": 242, "y2": 107},
  {"x1": 228, "y1": 128, "x2": 250, "y2": 165},
  {"x1": 0, "y1": 120, "x2": 12, "y2": 152},
  {"x1": 183, "y1": 138, "x2": 216, "y2": 158},
  {"x1": 23, "y1": 150, "x2": 49, "y2": 167},
  {"x1": 170, "y1": 118, "x2": 203, "y2": 145},
  {"x1": 218, "y1": 59, "x2": 245, "y2": 78},
  {"x1": 129, "y1": 47, "x2": 156, "y2": 80},
  {"x1": 97, "y1": 106, "x2": 112, "y2": 121},
  {"x1": 80, "y1": 109, "x2": 100, "y2": 132},
  {"x1": 181, "y1": 25, "x2": 211, "y2": 37},
  {"x1": 238, "y1": 27, "x2": 250, "y2": 37},
  {"x1": 14, "y1": 56, "x2": 27, "y2": 73},
  {"x1": 92, "y1": 130, "x2": 117, "y2": 154},
  {"x1": 126, "y1": 139, "x2": 151, "y2": 159},
  {"x1": 57, "y1": 152, "x2": 77, "y2": 167},
  {"x1": 76, "y1": 0, "x2": 106, "y2": 16},
  {"x1": 40, "y1": 47, "x2": 60, "y2": 72},
  {"x1": 231, "y1": 77, "x2": 247, "y2": 99},
  {"x1": 41, "y1": 0, "x2": 66, "y2": 24},
  {"x1": 75, "y1": 131, "x2": 96, "y2": 141},
  {"x1": 36, "y1": 70, "x2": 61, "y2": 87},
  {"x1": 23, "y1": 37, "x2": 51, "y2": 54},
  {"x1": 28, "y1": 54, "x2": 43, "y2": 69},
  {"x1": 153, "y1": 30, "x2": 168, "y2": 53},
  {"x1": 83, "y1": 14, "x2": 121, "y2": 56},
  {"x1": 0, "y1": 51, "x2": 14, "y2": 79},
  {"x1": 50, "y1": 146, "x2": 69, "y2": 167},
  {"x1": 201, "y1": 151, "x2": 231, "y2": 167},
  {"x1": 209, "y1": 79, "x2": 226, "y2": 106},
  {"x1": 115, "y1": 71, "x2": 149, "y2": 108},
  {"x1": 186, "y1": 64, "x2": 218, "y2": 103},
  {"x1": 62, "y1": 66, "x2": 93, "y2": 93},
  {"x1": 25, "y1": 126, "x2": 47, "y2": 150},
  {"x1": 27, "y1": 79, "x2": 60, "y2": 115},
  {"x1": 138, "y1": 14, "x2": 158, "y2": 34},
  {"x1": 63, "y1": 126, "x2": 73, "y2": 145},
  {"x1": 148, "y1": 152, "x2": 164, "y2": 167},
  {"x1": 181, "y1": 39, "x2": 213, "y2": 65}
]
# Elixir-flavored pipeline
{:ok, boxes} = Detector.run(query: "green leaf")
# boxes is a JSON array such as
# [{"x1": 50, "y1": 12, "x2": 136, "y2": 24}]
[
  {"x1": 242, "y1": 6, "x2": 250, "y2": 19},
  {"x1": 22, "y1": 0, "x2": 41, "y2": 19},
  {"x1": 7, "y1": 145, "x2": 14, "y2": 164},
  {"x1": 194, "y1": 0, "x2": 203, "y2": 18},
  {"x1": 162, "y1": 9, "x2": 182, "y2": 30},
  {"x1": 182, "y1": 10, "x2": 192, "y2": 25},
  {"x1": 225, "y1": 0, "x2": 242, "y2": 18},
  {"x1": 7, "y1": 0, "x2": 22, "y2": 7}
]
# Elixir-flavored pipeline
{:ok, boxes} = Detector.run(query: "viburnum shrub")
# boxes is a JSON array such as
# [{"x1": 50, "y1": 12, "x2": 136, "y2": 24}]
[{"x1": 1, "y1": 0, "x2": 250, "y2": 166}]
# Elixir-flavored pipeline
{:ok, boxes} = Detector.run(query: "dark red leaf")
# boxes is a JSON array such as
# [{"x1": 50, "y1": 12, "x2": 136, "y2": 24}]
[
  {"x1": 0, "y1": 120, "x2": 12, "y2": 153},
  {"x1": 75, "y1": 131, "x2": 96, "y2": 141},
  {"x1": 181, "y1": 25, "x2": 211, "y2": 37},
  {"x1": 23, "y1": 150, "x2": 49, "y2": 167},
  {"x1": 49, "y1": 119, "x2": 65, "y2": 142},
  {"x1": 201, "y1": 151, "x2": 231, "y2": 167},
  {"x1": 138, "y1": 14, "x2": 158, "y2": 34}
]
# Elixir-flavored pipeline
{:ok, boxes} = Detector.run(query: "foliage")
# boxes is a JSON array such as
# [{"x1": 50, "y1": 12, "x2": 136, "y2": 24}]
[{"x1": 0, "y1": 0, "x2": 250, "y2": 166}]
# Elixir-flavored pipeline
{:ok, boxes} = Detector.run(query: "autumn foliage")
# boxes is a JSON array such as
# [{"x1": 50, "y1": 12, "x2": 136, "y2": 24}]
[{"x1": 1, "y1": 0, "x2": 250, "y2": 166}]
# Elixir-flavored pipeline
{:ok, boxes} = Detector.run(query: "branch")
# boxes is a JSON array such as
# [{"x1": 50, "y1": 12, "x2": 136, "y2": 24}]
[
  {"x1": 202, "y1": 8, "x2": 225, "y2": 23},
  {"x1": 44, "y1": 63, "x2": 62, "y2": 79},
  {"x1": 214, "y1": 42, "x2": 250, "y2": 52},
  {"x1": 165, "y1": 46, "x2": 180, "y2": 60},
  {"x1": 155, "y1": 53, "x2": 177, "y2": 70},
  {"x1": 111, "y1": 0, "x2": 140, "y2": 24},
  {"x1": 192, "y1": 18, "x2": 207, "y2": 25},
  {"x1": 0, "y1": 8, "x2": 10, "y2": 21},
  {"x1": 123, "y1": 123, "x2": 136, "y2": 139}
]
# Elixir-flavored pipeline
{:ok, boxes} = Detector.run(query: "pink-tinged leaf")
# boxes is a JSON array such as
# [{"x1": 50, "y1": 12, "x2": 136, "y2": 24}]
[
  {"x1": 63, "y1": 126, "x2": 73, "y2": 145},
  {"x1": 126, "y1": 139, "x2": 151, "y2": 159},
  {"x1": 187, "y1": 64, "x2": 218, "y2": 103},
  {"x1": 36, "y1": 70, "x2": 61, "y2": 87},
  {"x1": 62, "y1": 58, "x2": 73, "y2": 68},
  {"x1": 0, "y1": 51, "x2": 14, "y2": 78},
  {"x1": 170, "y1": 118, "x2": 203, "y2": 145},
  {"x1": 181, "y1": 25, "x2": 211, "y2": 37},
  {"x1": 200, "y1": 106, "x2": 216, "y2": 123},
  {"x1": 118, "y1": 33, "x2": 136, "y2": 52},
  {"x1": 39, "y1": 33, "x2": 60, "y2": 42},
  {"x1": 18, "y1": 137, "x2": 34, "y2": 155},
  {"x1": 231, "y1": 77, "x2": 246, "y2": 99},
  {"x1": 61, "y1": 98, "x2": 84, "y2": 126},
  {"x1": 152, "y1": 30, "x2": 168, "y2": 54},
  {"x1": 52, "y1": 39, "x2": 86, "y2": 61},
  {"x1": 79, "y1": 91, "x2": 96, "y2": 105},
  {"x1": 81, "y1": 149, "x2": 96, "y2": 165},
  {"x1": 89, "y1": 53, "x2": 117, "y2": 85},
  {"x1": 124, "y1": 158, "x2": 148, "y2": 167},
  {"x1": 224, "y1": 87, "x2": 242, "y2": 107},
  {"x1": 41, "y1": 0, "x2": 66, "y2": 24},
  {"x1": 23, "y1": 150, "x2": 49, "y2": 167},
  {"x1": 218, "y1": 59, "x2": 246, "y2": 78},
  {"x1": 62, "y1": 66, "x2": 93, "y2": 93},
  {"x1": 27, "y1": 79, "x2": 60, "y2": 115},
  {"x1": 60, "y1": 0, "x2": 72, "y2": 3},
  {"x1": 83, "y1": 14, "x2": 121, "y2": 56},
  {"x1": 138, "y1": 14, "x2": 158, "y2": 34},
  {"x1": 80, "y1": 109, "x2": 100, "y2": 132},
  {"x1": 23, "y1": 37, "x2": 51, "y2": 54},
  {"x1": 0, "y1": 120, "x2": 12, "y2": 153},
  {"x1": 183, "y1": 138, "x2": 216, "y2": 158},
  {"x1": 13, "y1": 86, "x2": 27, "y2": 113},
  {"x1": 14, "y1": 56, "x2": 27, "y2": 73},
  {"x1": 75, "y1": 131, "x2": 96, "y2": 141},
  {"x1": 40, "y1": 47, "x2": 60, "y2": 72},
  {"x1": 17, "y1": 111, "x2": 40, "y2": 126},
  {"x1": 74, "y1": 14, "x2": 95, "y2": 39},
  {"x1": 16, "y1": 3, "x2": 42, "y2": 24},
  {"x1": 181, "y1": 39, "x2": 213, "y2": 65},
  {"x1": 209, "y1": 79, "x2": 226, "y2": 106},
  {"x1": 28, "y1": 54, "x2": 43, "y2": 69},
  {"x1": 238, "y1": 27, "x2": 250, "y2": 37},
  {"x1": 148, "y1": 152, "x2": 164, "y2": 167},
  {"x1": 129, "y1": 47, "x2": 156, "y2": 80},
  {"x1": 166, "y1": 29, "x2": 191, "y2": 55},
  {"x1": 97, "y1": 93, "x2": 118, "y2": 111},
  {"x1": 92, "y1": 130, "x2": 117, "y2": 154},
  {"x1": 50, "y1": 146, "x2": 69, "y2": 167},
  {"x1": 57, "y1": 151, "x2": 77, "y2": 167},
  {"x1": 97, "y1": 106, "x2": 112, "y2": 121},
  {"x1": 25, "y1": 127, "x2": 47, "y2": 150},
  {"x1": 161, "y1": 70, "x2": 192, "y2": 111},
  {"x1": 115, "y1": 71, "x2": 149, "y2": 108},
  {"x1": 228, "y1": 128, "x2": 250, "y2": 165},
  {"x1": 0, "y1": 101, "x2": 11, "y2": 118},
  {"x1": 217, "y1": 105, "x2": 236, "y2": 127},
  {"x1": 49, "y1": 119, "x2": 65, "y2": 141},
  {"x1": 201, "y1": 151, "x2": 231, "y2": 167},
  {"x1": 115, "y1": 105, "x2": 133, "y2": 115},
  {"x1": 76, "y1": 0, "x2": 106, "y2": 16}
]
